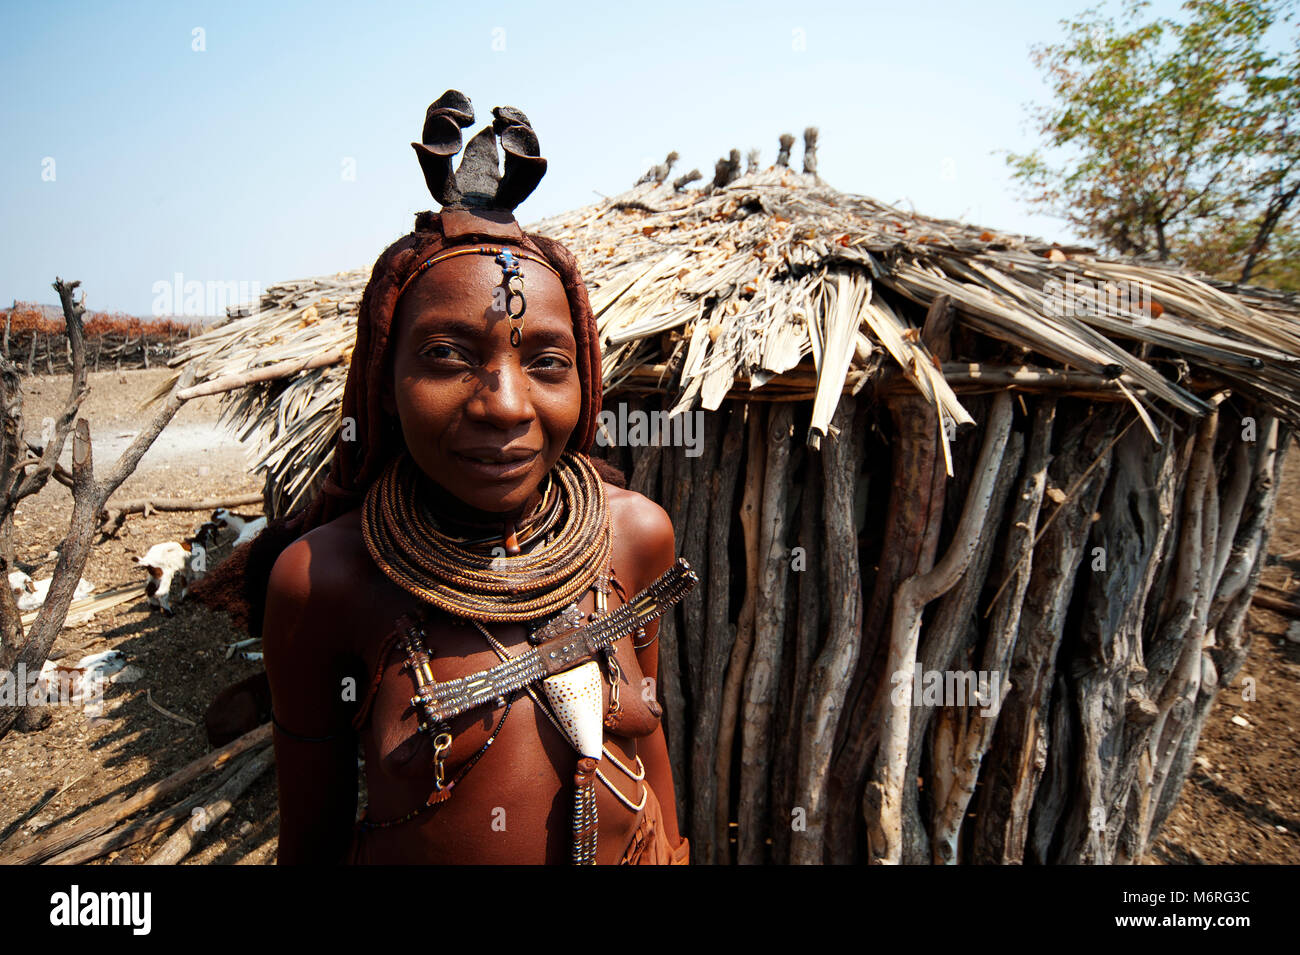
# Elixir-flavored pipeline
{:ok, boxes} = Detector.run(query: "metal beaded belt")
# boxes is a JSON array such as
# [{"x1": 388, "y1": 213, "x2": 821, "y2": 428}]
[{"x1": 405, "y1": 558, "x2": 697, "y2": 724}]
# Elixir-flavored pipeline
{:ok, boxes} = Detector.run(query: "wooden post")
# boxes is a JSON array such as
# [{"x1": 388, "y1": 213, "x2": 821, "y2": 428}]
[
  {"x1": 772, "y1": 449, "x2": 823, "y2": 864},
  {"x1": 657, "y1": 429, "x2": 690, "y2": 829},
  {"x1": 714, "y1": 404, "x2": 765, "y2": 860},
  {"x1": 826, "y1": 388, "x2": 948, "y2": 861},
  {"x1": 790, "y1": 395, "x2": 864, "y2": 864},
  {"x1": 864, "y1": 392, "x2": 1013, "y2": 864},
  {"x1": 737, "y1": 402, "x2": 796, "y2": 864},
  {"x1": 971, "y1": 403, "x2": 1126, "y2": 863},
  {"x1": 689, "y1": 403, "x2": 744, "y2": 865}
]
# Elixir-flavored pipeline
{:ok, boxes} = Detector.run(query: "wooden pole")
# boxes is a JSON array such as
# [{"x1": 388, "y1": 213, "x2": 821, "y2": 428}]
[
  {"x1": 864, "y1": 392, "x2": 1013, "y2": 864},
  {"x1": 143, "y1": 746, "x2": 275, "y2": 864},
  {"x1": 916, "y1": 423, "x2": 1025, "y2": 862},
  {"x1": 175, "y1": 348, "x2": 349, "y2": 401},
  {"x1": 45, "y1": 744, "x2": 255, "y2": 864},
  {"x1": 657, "y1": 429, "x2": 690, "y2": 828},
  {"x1": 972, "y1": 403, "x2": 1126, "y2": 863},
  {"x1": 714, "y1": 404, "x2": 765, "y2": 860},
  {"x1": 826, "y1": 388, "x2": 948, "y2": 861},
  {"x1": 790, "y1": 395, "x2": 864, "y2": 864},
  {"x1": 772, "y1": 450, "x2": 823, "y2": 864},
  {"x1": 689, "y1": 403, "x2": 743, "y2": 865},
  {"x1": 737, "y1": 403, "x2": 796, "y2": 864},
  {"x1": 0, "y1": 724, "x2": 270, "y2": 864}
]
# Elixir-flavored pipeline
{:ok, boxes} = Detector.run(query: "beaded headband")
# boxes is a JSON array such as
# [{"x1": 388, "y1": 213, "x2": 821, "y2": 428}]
[{"x1": 396, "y1": 244, "x2": 563, "y2": 347}]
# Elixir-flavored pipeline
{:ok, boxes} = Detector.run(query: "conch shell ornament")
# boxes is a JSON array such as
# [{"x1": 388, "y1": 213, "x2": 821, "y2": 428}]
[{"x1": 541, "y1": 661, "x2": 606, "y2": 760}]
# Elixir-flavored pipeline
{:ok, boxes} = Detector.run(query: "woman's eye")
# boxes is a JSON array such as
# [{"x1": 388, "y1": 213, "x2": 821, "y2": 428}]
[
  {"x1": 423, "y1": 344, "x2": 467, "y2": 362},
  {"x1": 530, "y1": 355, "x2": 572, "y2": 372}
]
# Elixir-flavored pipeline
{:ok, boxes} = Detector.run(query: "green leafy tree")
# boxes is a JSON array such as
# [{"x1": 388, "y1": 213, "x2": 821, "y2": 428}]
[{"x1": 1007, "y1": 0, "x2": 1300, "y2": 288}]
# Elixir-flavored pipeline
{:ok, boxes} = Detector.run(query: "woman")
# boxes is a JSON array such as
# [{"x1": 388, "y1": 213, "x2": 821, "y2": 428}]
[{"x1": 193, "y1": 91, "x2": 690, "y2": 865}]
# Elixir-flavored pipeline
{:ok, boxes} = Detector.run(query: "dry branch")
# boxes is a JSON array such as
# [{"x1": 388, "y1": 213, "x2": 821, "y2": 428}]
[
  {"x1": 0, "y1": 337, "x2": 198, "y2": 737},
  {"x1": 790, "y1": 395, "x2": 864, "y2": 864},
  {"x1": 973, "y1": 404, "x2": 1125, "y2": 862},
  {"x1": 827, "y1": 388, "x2": 948, "y2": 862},
  {"x1": 45, "y1": 748, "x2": 255, "y2": 865},
  {"x1": 144, "y1": 745, "x2": 276, "y2": 864},
  {"x1": 689, "y1": 404, "x2": 744, "y2": 865},
  {"x1": 738, "y1": 403, "x2": 796, "y2": 863},
  {"x1": 657, "y1": 436, "x2": 689, "y2": 826},
  {"x1": 175, "y1": 348, "x2": 348, "y2": 401},
  {"x1": 714, "y1": 405, "x2": 765, "y2": 860},
  {"x1": 0, "y1": 723, "x2": 270, "y2": 864}
]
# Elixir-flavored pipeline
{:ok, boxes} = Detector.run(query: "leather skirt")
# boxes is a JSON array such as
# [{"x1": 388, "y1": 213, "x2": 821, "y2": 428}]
[{"x1": 345, "y1": 778, "x2": 689, "y2": 865}]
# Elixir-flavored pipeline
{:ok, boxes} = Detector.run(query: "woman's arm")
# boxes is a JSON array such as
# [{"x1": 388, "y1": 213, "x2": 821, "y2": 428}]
[
  {"x1": 616, "y1": 490, "x2": 684, "y2": 850},
  {"x1": 635, "y1": 633, "x2": 682, "y2": 849},
  {"x1": 262, "y1": 537, "x2": 360, "y2": 864}
]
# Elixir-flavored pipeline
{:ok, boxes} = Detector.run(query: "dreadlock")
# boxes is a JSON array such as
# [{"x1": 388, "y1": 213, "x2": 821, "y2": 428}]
[{"x1": 188, "y1": 211, "x2": 608, "y2": 637}]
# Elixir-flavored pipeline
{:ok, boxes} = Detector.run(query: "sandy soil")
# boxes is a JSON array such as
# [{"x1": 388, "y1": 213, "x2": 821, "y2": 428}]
[{"x1": 0, "y1": 367, "x2": 1295, "y2": 865}]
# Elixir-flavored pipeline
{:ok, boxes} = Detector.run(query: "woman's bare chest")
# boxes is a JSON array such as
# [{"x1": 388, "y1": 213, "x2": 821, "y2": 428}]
[{"x1": 342, "y1": 565, "x2": 660, "y2": 861}]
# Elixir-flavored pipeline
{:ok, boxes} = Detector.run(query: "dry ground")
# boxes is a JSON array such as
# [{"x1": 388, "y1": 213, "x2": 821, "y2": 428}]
[
  {"x1": 0, "y1": 368, "x2": 1295, "y2": 864},
  {"x1": 0, "y1": 368, "x2": 274, "y2": 864}
]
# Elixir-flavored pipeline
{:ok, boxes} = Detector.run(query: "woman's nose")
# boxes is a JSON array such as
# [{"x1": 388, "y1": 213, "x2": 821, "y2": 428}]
[{"x1": 471, "y1": 360, "x2": 534, "y2": 430}]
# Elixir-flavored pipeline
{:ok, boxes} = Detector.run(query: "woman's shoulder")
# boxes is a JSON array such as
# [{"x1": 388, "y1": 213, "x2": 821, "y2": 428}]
[
  {"x1": 265, "y1": 509, "x2": 373, "y2": 631},
  {"x1": 604, "y1": 484, "x2": 675, "y2": 586}
]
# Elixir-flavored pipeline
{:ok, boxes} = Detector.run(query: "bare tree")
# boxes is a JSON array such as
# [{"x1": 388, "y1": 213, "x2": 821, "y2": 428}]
[{"x1": 0, "y1": 278, "x2": 195, "y2": 740}]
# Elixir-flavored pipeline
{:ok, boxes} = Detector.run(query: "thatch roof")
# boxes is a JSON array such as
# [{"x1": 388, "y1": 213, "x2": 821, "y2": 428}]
[{"x1": 151, "y1": 151, "x2": 1300, "y2": 515}]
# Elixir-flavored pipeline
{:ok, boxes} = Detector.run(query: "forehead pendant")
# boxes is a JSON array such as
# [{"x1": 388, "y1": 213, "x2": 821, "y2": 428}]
[{"x1": 494, "y1": 248, "x2": 527, "y2": 347}]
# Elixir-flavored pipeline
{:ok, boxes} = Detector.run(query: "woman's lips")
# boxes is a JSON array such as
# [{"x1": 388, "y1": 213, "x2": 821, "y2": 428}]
[{"x1": 453, "y1": 450, "x2": 539, "y2": 480}]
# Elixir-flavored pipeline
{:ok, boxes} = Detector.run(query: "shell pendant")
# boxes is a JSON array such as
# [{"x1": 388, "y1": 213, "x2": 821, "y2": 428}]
[{"x1": 541, "y1": 660, "x2": 604, "y2": 759}]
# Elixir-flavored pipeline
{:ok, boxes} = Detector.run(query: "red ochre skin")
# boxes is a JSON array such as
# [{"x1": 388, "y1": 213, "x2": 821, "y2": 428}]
[{"x1": 262, "y1": 247, "x2": 682, "y2": 864}]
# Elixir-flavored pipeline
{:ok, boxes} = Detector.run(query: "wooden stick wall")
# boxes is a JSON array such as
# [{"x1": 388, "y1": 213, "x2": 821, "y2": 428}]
[{"x1": 594, "y1": 387, "x2": 1291, "y2": 864}]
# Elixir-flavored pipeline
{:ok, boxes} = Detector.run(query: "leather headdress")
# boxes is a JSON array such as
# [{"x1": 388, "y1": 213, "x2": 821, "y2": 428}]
[{"x1": 407, "y1": 90, "x2": 548, "y2": 249}]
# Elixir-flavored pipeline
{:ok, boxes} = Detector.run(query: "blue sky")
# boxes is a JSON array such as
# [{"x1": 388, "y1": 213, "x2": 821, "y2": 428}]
[{"x1": 1, "y1": 0, "x2": 1195, "y2": 316}]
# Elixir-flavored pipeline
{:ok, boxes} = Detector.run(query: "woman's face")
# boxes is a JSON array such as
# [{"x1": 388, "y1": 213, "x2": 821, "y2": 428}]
[{"x1": 383, "y1": 246, "x2": 581, "y2": 514}]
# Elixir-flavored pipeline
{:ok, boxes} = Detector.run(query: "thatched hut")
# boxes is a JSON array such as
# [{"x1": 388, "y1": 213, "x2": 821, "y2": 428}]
[{"x1": 155, "y1": 130, "x2": 1300, "y2": 864}]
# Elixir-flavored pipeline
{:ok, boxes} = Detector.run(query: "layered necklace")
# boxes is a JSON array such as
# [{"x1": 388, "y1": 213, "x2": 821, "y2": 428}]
[
  {"x1": 358, "y1": 448, "x2": 667, "y2": 863},
  {"x1": 360, "y1": 449, "x2": 612, "y2": 623}
]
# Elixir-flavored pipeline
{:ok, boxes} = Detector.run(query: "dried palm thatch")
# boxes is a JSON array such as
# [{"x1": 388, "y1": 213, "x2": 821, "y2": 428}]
[
  {"x1": 146, "y1": 273, "x2": 364, "y2": 514},
  {"x1": 151, "y1": 159, "x2": 1300, "y2": 512},
  {"x1": 152, "y1": 139, "x2": 1300, "y2": 865}
]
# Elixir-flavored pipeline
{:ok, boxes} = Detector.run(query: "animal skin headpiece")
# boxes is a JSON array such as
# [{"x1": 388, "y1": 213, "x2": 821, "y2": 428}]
[
  {"x1": 412, "y1": 89, "x2": 548, "y2": 214},
  {"x1": 399, "y1": 90, "x2": 565, "y2": 345}
]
